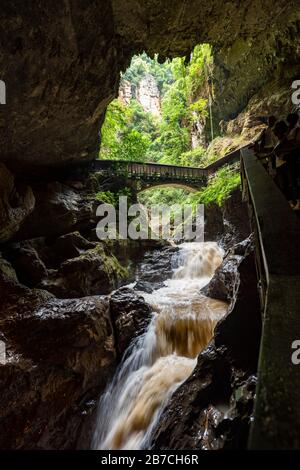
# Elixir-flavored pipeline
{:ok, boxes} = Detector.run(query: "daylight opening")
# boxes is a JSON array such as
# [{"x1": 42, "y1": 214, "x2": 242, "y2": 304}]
[{"x1": 98, "y1": 45, "x2": 241, "y2": 207}]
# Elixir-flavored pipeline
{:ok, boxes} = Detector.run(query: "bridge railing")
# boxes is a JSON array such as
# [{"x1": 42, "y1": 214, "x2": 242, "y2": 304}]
[
  {"x1": 94, "y1": 159, "x2": 208, "y2": 180},
  {"x1": 94, "y1": 147, "x2": 243, "y2": 180},
  {"x1": 240, "y1": 147, "x2": 300, "y2": 449},
  {"x1": 205, "y1": 146, "x2": 245, "y2": 174}
]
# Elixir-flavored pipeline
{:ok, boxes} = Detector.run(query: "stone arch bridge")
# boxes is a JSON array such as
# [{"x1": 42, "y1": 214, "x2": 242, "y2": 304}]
[{"x1": 93, "y1": 148, "x2": 241, "y2": 192}]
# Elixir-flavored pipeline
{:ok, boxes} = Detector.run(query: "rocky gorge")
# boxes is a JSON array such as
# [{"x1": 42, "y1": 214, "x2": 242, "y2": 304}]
[
  {"x1": 0, "y1": 0, "x2": 299, "y2": 452},
  {"x1": 0, "y1": 153, "x2": 258, "y2": 449}
]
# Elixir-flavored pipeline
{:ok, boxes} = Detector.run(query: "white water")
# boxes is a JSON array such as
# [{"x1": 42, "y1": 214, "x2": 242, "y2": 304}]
[{"x1": 92, "y1": 242, "x2": 228, "y2": 450}]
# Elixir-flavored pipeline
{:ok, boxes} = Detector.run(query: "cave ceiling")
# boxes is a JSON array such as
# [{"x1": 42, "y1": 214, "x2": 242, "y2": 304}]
[{"x1": 0, "y1": 0, "x2": 299, "y2": 172}]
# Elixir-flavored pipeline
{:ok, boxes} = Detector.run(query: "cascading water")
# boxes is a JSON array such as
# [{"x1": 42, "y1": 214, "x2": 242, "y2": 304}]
[{"x1": 92, "y1": 242, "x2": 228, "y2": 450}]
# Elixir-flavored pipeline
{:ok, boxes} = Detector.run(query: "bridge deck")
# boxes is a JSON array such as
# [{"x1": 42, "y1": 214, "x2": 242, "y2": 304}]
[{"x1": 93, "y1": 146, "x2": 243, "y2": 188}]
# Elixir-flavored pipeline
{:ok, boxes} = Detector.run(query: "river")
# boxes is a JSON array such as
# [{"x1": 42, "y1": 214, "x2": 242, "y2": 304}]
[{"x1": 92, "y1": 241, "x2": 228, "y2": 450}]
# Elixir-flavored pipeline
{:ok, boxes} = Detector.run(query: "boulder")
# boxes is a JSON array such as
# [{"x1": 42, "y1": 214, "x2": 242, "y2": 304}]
[
  {"x1": 2, "y1": 233, "x2": 128, "y2": 297},
  {"x1": 0, "y1": 253, "x2": 18, "y2": 284},
  {"x1": 0, "y1": 254, "x2": 53, "y2": 320},
  {"x1": 15, "y1": 182, "x2": 95, "y2": 240},
  {"x1": 40, "y1": 245, "x2": 127, "y2": 298},
  {"x1": 40, "y1": 232, "x2": 96, "y2": 269},
  {"x1": 201, "y1": 236, "x2": 254, "y2": 301},
  {"x1": 0, "y1": 294, "x2": 116, "y2": 449},
  {"x1": 0, "y1": 257, "x2": 117, "y2": 449},
  {"x1": 3, "y1": 241, "x2": 48, "y2": 287},
  {"x1": 109, "y1": 287, "x2": 152, "y2": 358},
  {"x1": 134, "y1": 280, "x2": 166, "y2": 293},
  {"x1": 0, "y1": 163, "x2": 35, "y2": 243},
  {"x1": 135, "y1": 245, "x2": 178, "y2": 284}
]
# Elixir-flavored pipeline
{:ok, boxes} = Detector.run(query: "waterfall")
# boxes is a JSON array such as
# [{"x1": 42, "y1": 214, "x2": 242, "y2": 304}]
[{"x1": 92, "y1": 242, "x2": 227, "y2": 450}]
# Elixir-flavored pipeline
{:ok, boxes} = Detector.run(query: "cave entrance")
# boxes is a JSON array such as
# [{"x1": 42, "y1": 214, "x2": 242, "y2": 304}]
[{"x1": 98, "y1": 45, "x2": 215, "y2": 168}]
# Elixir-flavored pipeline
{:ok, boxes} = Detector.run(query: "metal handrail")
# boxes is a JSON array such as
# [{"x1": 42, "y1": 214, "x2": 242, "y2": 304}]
[{"x1": 241, "y1": 147, "x2": 300, "y2": 450}]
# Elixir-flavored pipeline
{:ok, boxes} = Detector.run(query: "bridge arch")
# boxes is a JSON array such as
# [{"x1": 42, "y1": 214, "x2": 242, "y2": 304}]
[{"x1": 137, "y1": 182, "x2": 198, "y2": 193}]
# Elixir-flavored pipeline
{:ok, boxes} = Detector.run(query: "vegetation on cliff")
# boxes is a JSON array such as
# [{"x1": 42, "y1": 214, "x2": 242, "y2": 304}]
[
  {"x1": 99, "y1": 45, "x2": 212, "y2": 165},
  {"x1": 99, "y1": 44, "x2": 240, "y2": 205}
]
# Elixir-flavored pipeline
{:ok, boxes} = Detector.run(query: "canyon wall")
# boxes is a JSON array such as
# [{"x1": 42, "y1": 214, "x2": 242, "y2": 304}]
[{"x1": 119, "y1": 74, "x2": 161, "y2": 116}]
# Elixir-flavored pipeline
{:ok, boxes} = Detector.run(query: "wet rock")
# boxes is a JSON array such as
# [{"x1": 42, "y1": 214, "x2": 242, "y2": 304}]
[
  {"x1": 0, "y1": 255, "x2": 53, "y2": 320},
  {"x1": 0, "y1": 294, "x2": 116, "y2": 449},
  {"x1": 134, "y1": 280, "x2": 166, "y2": 293},
  {"x1": 110, "y1": 287, "x2": 152, "y2": 358},
  {"x1": 134, "y1": 280, "x2": 154, "y2": 293},
  {"x1": 151, "y1": 344, "x2": 232, "y2": 449},
  {"x1": 204, "y1": 189, "x2": 250, "y2": 248},
  {"x1": 40, "y1": 245, "x2": 127, "y2": 298},
  {"x1": 3, "y1": 232, "x2": 128, "y2": 297},
  {"x1": 221, "y1": 189, "x2": 251, "y2": 248},
  {"x1": 0, "y1": 259, "x2": 117, "y2": 449},
  {"x1": 34, "y1": 231, "x2": 97, "y2": 269},
  {"x1": 215, "y1": 375, "x2": 257, "y2": 449},
  {"x1": 15, "y1": 182, "x2": 95, "y2": 240},
  {"x1": 201, "y1": 255, "x2": 241, "y2": 302},
  {"x1": 151, "y1": 237, "x2": 261, "y2": 450},
  {"x1": 0, "y1": 255, "x2": 153, "y2": 449},
  {"x1": 0, "y1": 163, "x2": 35, "y2": 243},
  {"x1": 228, "y1": 235, "x2": 254, "y2": 257},
  {"x1": 3, "y1": 241, "x2": 48, "y2": 287},
  {"x1": 135, "y1": 246, "x2": 178, "y2": 284},
  {"x1": 0, "y1": 253, "x2": 18, "y2": 284},
  {"x1": 201, "y1": 235, "x2": 253, "y2": 301}
]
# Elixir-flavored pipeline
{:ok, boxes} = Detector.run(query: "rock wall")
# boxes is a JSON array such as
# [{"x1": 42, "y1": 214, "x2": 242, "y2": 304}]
[
  {"x1": 204, "y1": 188, "x2": 251, "y2": 249},
  {"x1": 136, "y1": 74, "x2": 161, "y2": 117},
  {"x1": 0, "y1": 163, "x2": 35, "y2": 242},
  {"x1": 119, "y1": 73, "x2": 161, "y2": 116},
  {"x1": 0, "y1": 161, "x2": 163, "y2": 449}
]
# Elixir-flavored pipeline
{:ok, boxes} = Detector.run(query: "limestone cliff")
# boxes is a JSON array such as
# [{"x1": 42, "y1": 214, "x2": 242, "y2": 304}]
[
  {"x1": 136, "y1": 74, "x2": 161, "y2": 117},
  {"x1": 119, "y1": 73, "x2": 161, "y2": 116}
]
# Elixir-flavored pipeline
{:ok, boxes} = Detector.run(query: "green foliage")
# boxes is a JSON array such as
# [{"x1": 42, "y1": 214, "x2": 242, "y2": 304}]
[
  {"x1": 95, "y1": 187, "x2": 134, "y2": 206},
  {"x1": 138, "y1": 188, "x2": 189, "y2": 206},
  {"x1": 121, "y1": 53, "x2": 174, "y2": 95},
  {"x1": 187, "y1": 166, "x2": 241, "y2": 206},
  {"x1": 98, "y1": 45, "x2": 240, "y2": 208},
  {"x1": 99, "y1": 99, "x2": 152, "y2": 162},
  {"x1": 138, "y1": 165, "x2": 240, "y2": 208},
  {"x1": 186, "y1": 44, "x2": 212, "y2": 97},
  {"x1": 95, "y1": 191, "x2": 117, "y2": 205},
  {"x1": 179, "y1": 146, "x2": 207, "y2": 167},
  {"x1": 99, "y1": 44, "x2": 213, "y2": 166}
]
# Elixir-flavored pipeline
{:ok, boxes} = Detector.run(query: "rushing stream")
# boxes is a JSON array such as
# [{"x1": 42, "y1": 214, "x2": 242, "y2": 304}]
[{"x1": 92, "y1": 242, "x2": 228, "y2": 450}]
